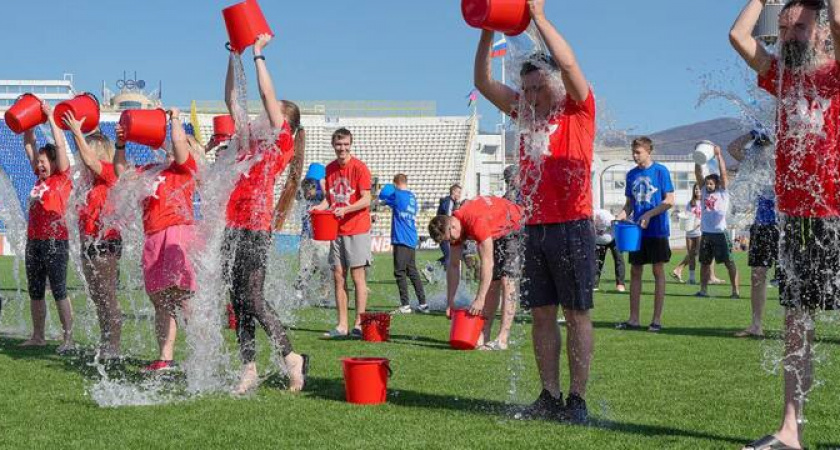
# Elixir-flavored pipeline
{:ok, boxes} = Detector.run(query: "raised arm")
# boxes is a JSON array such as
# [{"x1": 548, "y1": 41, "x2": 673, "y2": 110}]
[
  {"x1": 474, "y1": 30, "x2": 517, "y2": 115},
  {"x1": 695, "y1": 161, "x2": 704, "y2": 186},
  {"x1": 728, "y1": 133, "x2": 754, "y2": 163},
  {"x1": 63, "y1": 112, "x2": 102, "y2": 175},
  {"x1": 23, "y1": 129, "x2": 38, "y2": 172},
  {"x1": 253, "y1": 34, "x2": 285, "y2": 129},
  {"x1": 224, "y1": 51, "x2": 237, "y2": 117},
  {"x1": 529, "y1": 0, "x2": 589, "y2": 102},
  {"x1": 715, "y1": 145, "x2": 729, "y2": 189},
  {"x1": 729, "y1": 0, "x2": 773, "y2": 75},
  {"x1": 113, "y1": 124, "x2": 129, "y2": 177},
  {"x1": 168, "y1": 108, "x2": 189, "y2": 165},
  {"x1": 43, "y1": 103, "x2": 70, "y2": 173}
]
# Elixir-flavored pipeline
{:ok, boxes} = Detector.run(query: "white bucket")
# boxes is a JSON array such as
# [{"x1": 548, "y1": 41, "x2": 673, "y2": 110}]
[
  {"x1": 693, "y1": 141, "x2": 716, "y2": 165},
  {"x1": 679, "y1": 213, "x2": 696, "y2": 231}
]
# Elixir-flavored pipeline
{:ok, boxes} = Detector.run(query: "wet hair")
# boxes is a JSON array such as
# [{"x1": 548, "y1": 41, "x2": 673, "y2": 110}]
[
  {"x1": 503, "y1": 165, "x2": 517, "y2": 183},
  {"x1": 428, "y1": 215, "x2": 451, "y2": 243},
  {"x1": 280, "y1": 100, "x2": 302, "y2": 134},
  {"x1": 38, "y1": 143, "x2": 58, "y2": 162},
  {"x1": 85, "y1": 133, "x2": 115, "y2": 162},
  {"x1": 393, "y1": 173, "x2": 408, "y2": 185},
  {"x1": 704, "y1": 174, "x2": 721, "y2": 189},
  {"x1": 781, "y1": 0, "x2": 825, "y2": 13},
  {"x1": 449, "y1": 184, "x2": 462, "y2": 195},
  {"x1": 520, "y1": 53, "x2": 559, "y2": 77},
  {"x1": 632, "y1": 137, "x2": 654, "y2": 153},
  {"x1": 332, "y1": 127, "x2": 353, "y2": 144}
]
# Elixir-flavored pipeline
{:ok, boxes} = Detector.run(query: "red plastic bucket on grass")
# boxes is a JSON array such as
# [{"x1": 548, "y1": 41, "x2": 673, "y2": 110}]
[
  {"x1": 310, "y1": 210, "x2": 339, "y2": 241},
  {"x1": 213, "y1": 114, "x2": 235, "y2": 140},
  {"x1": 342, "y1": 358, "x2": 392, "y2": 405},
  {"x1": 449, "y1": 309, "x2": 486, "y2": 350},
  {"x1": 461, "y1": 0, "x2": 531, "y2": 36},
  {"x1": 4, "y1": 94, "x2": 47, "y2": 134},
  {"x1": 360, "y1": 313, "x2": 391, "y2": 342},
  {"x1": 119, "y1": 109, "x2": 167, "y2": 149},
  {"x1": 54, "y1": 93, "x2": 100, "y2": 133},
  {"x1": 223, "y1": 0, "x2": 274, "y2": 54}
]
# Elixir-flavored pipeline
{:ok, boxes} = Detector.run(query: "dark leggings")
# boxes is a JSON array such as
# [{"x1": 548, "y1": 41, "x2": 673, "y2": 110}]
[
  {"x1": 222, "y1": 228, "x2": 293, "y2": 363},
  {"x1": 25, "y1": 239, "x2": 69, "y2": 301},
  {"x1": 595, "y1": 241, "x2": 625, "y2": 286}
]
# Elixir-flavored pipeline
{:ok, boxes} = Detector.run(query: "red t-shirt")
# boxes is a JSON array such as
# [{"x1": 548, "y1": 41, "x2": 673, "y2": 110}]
[
  {"x1": 451, "y1": 196, "x2": 523, "y2": 246},
  {"x1": 759, "y1": 60, "x2": 840, "y2": 217},
  {"x1": 226, "y1": 122, "x2": 295, "y2": 231},
  {"x1": 325, "y1": 157, "x2": 372, "y2": 236},
  {"x1": 140, "y1": 154, "x2": 198, "y2": 235},
  {"x1": 78, "y1": 162, "x2": 121, "y2": 241},
  {"x1": 516, "y1": 89, "x2": 596, "y2": 225},
  {"x1": 28, "y1": 168, "x2": 72, "y2": 240}
]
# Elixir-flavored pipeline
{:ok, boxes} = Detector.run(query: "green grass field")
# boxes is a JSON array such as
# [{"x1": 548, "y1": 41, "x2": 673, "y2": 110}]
[{"x1": 0, "y1": 251, "x2": 838, "y2": 449}]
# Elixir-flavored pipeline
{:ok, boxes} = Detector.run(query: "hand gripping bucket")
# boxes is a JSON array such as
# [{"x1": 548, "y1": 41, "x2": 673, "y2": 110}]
[
  {"x1": 4, "y1": 94, "x2": 47, "y2": 134},
  {"x1": 310, "y1": 210, "x2": 339, "y2": 241},
  {"x1": 461, "y1": 0, "x2": 531, "y2": 36},
  {"x1": 360, "y1": 312, "x2": 391, "y2": 342},
  {"x1": 449, "y1": 309, "x2": 486, "y2": 350},
  {"x1": 223, "y1": 0, "x2": 274, "y2": 54},
  {"x1": 693, "y1": 140, "x2": 716, "y2": 166},
  {"x1": 213, "y1": 115, "x2": 235, "y2": 140},
  {"x1": 54, "y1": 93, "x2": 100, "y2": 133},
  {"x1": 613, "y1": 221, "x2": 642, "y2": 253},
  {"x1": 342, "y1": 358, "x2": 392, "y2": 405},
  {"x1": 119, "y1": 109, "x2": 168, "y2": 149}
]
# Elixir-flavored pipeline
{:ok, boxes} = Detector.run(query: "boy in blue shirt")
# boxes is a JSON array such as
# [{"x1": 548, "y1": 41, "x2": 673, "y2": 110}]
[
  {"x1": 380, "y1": 174, "x2": 428, "y2": 314},
  {"x1": 617, "y1": 137, "x2": 675, "y2": 332}
]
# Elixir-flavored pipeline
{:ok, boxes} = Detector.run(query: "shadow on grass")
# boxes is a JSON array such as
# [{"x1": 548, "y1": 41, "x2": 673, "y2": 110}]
[
  {"x1": 303, "y1": 375, "x2": 748, "y2": 445},
  {"x1": 592, "y1": 321, "x2": 840, "y2": 345}
]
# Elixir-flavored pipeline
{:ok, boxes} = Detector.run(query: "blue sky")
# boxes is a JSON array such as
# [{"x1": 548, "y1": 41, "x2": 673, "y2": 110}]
[{"x1": 2, "y1": 1, "x2": 751, "y2": 134}]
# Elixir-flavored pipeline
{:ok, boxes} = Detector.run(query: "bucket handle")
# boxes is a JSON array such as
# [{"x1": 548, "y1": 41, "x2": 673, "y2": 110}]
[
  {"x1": 384, "y1": 361, "x2": 393, "y2": 378},
  {"x1": 225, "y1": 42, "x2": 234, "y2": 52}
]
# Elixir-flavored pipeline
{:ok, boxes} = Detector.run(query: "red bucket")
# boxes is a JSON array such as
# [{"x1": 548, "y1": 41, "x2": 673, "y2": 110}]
[
  {"x1": 213, "y1": 114, "x2": 235, "y2": 139},
  {"x1": 4, "y1": 94, "x2": 47, "y2": 134},
  {"x1": 119, "y1": 109, "x2": 167, "y2": 149},
  {"x1": 223, "y1": 0, "x2": 274, "y2": 54},
  {"x1": 461, "y1": 0, "x2": 531, "y2": 36},
  {"x1": 54, "y1": 93, "x2": 100, "y2": 133},
  {"x1": 360, "y1": 313, "x2": 391, "y2": 342},
  {"x1": 449, "y1": 309, "x2": 486, "y2": 350},
  {"x1": 310, "y1": 210, "x2": 339, "y2": 241},
  {"x1": 342, "y1": 357, "x2": 392, "y2": 405}
]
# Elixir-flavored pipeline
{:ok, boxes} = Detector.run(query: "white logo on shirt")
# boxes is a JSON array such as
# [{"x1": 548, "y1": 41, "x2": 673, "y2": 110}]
[
  {"x1": 30, "y1": 183, "x2": 49, "y2": 202},
  {"x1": 150, "y1": 175, "x2": 166, "y2": 200},
  {"x1": 330, "y1": 177, "x2": 355, "y2": 207},
  {"x1": 632, "y1": 176, "x2": 659, "y2": 205}
]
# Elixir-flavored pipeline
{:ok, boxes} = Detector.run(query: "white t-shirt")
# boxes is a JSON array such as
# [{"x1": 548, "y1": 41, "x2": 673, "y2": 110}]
[
  {"x1": 701, "y1": 187, "x2": 729, "y2": 234},
  {"x1": 592, "y1": 209, "x2": 614, "y2": 234},
  {"x1": 685, "y1": 200, "x2": 702, "y2": 238}
]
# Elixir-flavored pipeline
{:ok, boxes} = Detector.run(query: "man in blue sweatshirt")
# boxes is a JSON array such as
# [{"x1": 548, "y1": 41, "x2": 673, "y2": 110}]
[{"x1": 380, "y1": 174, "x2": 429, "y2": 314}]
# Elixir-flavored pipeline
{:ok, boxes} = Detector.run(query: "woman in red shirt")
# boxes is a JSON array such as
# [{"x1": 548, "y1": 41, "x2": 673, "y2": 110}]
[
  {"x1": 20, "y1": 102, "x2": 74, "y2": 354},
  {"x1": 63, "y1": 112, "x2": 123, "y2": 359},
  {"x1": 114, "y1": 108, "x2": 202, "y2": 373},
  {"x1": 221, "y1": 34, "x2": 308, "y2": 394}
]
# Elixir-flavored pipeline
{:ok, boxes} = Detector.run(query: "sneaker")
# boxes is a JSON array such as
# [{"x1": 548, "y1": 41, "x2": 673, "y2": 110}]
[
  {"x1": 140, "y1": 360, "x2": 178, "y2": 373},
  {"x1": 615, "y1": 285, "x2": 626, "y2": 293},
  {"x1": 516, "y1": 389, "x2": 564, "y2": 420},
  {"x1": 561, "y1": 393, "x2": 589, "y2": 424},
  {"x1": 392, "y1": 305, "x2": 412, "y2": 315},
  {"x1": 416, "y1": 304, "x2": 431, "y2": 314},
  {"x1": 694, "y1": 291, "x2": 710, "y2": 298}
]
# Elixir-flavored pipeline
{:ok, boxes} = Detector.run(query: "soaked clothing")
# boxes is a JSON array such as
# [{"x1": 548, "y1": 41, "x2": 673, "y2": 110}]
[
  {"x1": 83, "y1": 238, "x2": 123, "y2": 260},
  {"x1": 25, "y1": 239, "x2": 68, "y2": 301},
  {"x1": 492, "y1": 234, "x2": 519, "y2": 281},
  {"x1": 78, "y1": 162, "x2": 121, "y2": 241},
  {"x1": 748, "y1": 224, "x2": 779, "y2": 269},
  {"x1": 28, "y1": 168, "x2": 72, "y2": 240},
  {"x1": 778, "y1": 216, "x2": 840, "y2": 311},
  {"x1": 222, "y1": 228, "x2": 294, "y2": 361},
  {"x1": 139, "y1": 155, "x2": 198, "y2": 235},
  {"x1": 451, "y1": 196, "x2": 523, "y2": 246}
]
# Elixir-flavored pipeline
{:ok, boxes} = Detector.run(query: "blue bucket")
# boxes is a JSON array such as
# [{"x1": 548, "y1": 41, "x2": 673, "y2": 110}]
[
  {"x1": 378, "y1": 183, "x2": 396, "y2": 200},
  {"x1": 613, "y1": 221, "x2": 642, "y2": 252},
  {"x1": 305, "y1": 163, "x2": 326, "y2": 181}
]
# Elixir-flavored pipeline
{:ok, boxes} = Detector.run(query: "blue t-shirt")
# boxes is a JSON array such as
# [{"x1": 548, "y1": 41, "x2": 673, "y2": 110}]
[
  {"x1": 754, "y1": 192, "x2": 777, "y2": 226},
  {"x1": 381, "y1": 188, "x2": 418, "y2": 247},
  {"x1": 625, "y1": 162, "x2": 674, "y2": 238}
]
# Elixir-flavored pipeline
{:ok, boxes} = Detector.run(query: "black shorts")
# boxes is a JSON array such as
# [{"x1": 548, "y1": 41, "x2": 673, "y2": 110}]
[
  {"x1": 748, "y1": 224, "x2": 779, "y2": 268},
  {"x1": 778, "y1": 216, "x2": 840, "y2": 311},
  {"x1": 25, "y1": 239, "x2": 69, "y2": 301},
  {"x1": 83, "y1": 238, "x2": 123, "y2": 261},
  {"x1": 492, "y1": 234, "x2": 519, "y2": 281},
  {"x1": 699, "y1": 233, "x2": 732, "y2": 265},
  {"x1": 628, "y1": 237, "x2": 671, "y2": 266},
  {"x1": 521, "y1": 220, "x2": 595, "y2": 311}
]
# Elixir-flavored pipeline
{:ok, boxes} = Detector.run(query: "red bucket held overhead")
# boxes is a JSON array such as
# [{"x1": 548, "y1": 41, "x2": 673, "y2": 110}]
[
  {"x1": 360, "y1": 313, "x2": 391, "y2": 343},
  {"x1": 213, "y1": 114, "x2": 235, "y2": 140},
  {"x1": 310, "y1": 210, "x2": 339, "y2": 241},
  {"x1": 4, "y1": 94, "x2": 47, "y2": 134},
  {"x1": 342, "y1": 358, "x2": 392, "y2": 405},
  {"x1": 223, "y1": 0, "x2": 274, "y2": 54},
  {"x1": 119, "y1": 109, "x2": 168, "y2": 149},
  {"x1": 54, "y1": 93, "x2": 100, "y2": 133},
  {"x1": 461, "y1": 0, "x2": 531, "y2": 36},
  {"x1": 449, "y1": 309, "x2": 486, "y2": 350}
]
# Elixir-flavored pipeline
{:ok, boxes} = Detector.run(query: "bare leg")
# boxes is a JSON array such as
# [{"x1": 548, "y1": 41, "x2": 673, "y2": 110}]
[
  {"x1": 21, "y1": 299, "x2": 47, "y2": 346},
  {"x1": 83, "y1": 254, "x2": 122, "y2": 355},
  {"x1": 495, "y1": 277, "x2": 516, "y2": 346},
  {"x1": 531, "y1": 305, "x2": 561, "y2": 398},
  {"x1": 651, "y1": 263, "x2": 666, "y2": 326},
  {"x1": 740, "y1": 267, "x2": 768, "y2": 336},
  {"x1": 350, "y1": 266, "x2": 368, "y2": 330},
  {"x1": 628, "y1": 265, "x2": 643, "y2": 325},
  {"x1": 150, "y1": 288, "x2": 189, "y2": 361},
  {"x1": 55, "y1": 298, "x2": 74, "y2": 347},
  {"x1": 481, "y1": 281, "x2": 502, "y2": 344},
  {"x1": 564, "y1": 308, "x2": 593, "y2": 398},
  {"x1": 332, "y1": 265, "x2": 349, "y2": 333},
  {"x1": 726, "y1": 260, "x2": 740, "y2": 296},
  {"x1": 700, "y1": 264, "x2": 711, "y2": 294}
]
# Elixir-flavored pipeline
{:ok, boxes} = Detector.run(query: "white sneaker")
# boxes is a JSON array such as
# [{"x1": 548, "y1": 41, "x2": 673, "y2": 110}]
[
  {"x1": 416, "y1": 304, "x2": 431, "y2": 314},
  {"x1": 392, "y1": 305, "x2": 412, "y2": 314}
]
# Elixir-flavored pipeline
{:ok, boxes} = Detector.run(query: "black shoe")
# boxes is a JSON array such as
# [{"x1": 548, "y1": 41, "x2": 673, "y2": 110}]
[
  {"x1": 516, "y1": 389, "x2": 564, "y2": 420},
  {"x1": 561, "y1": 393, "x2": 589, "y2": 424}
]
